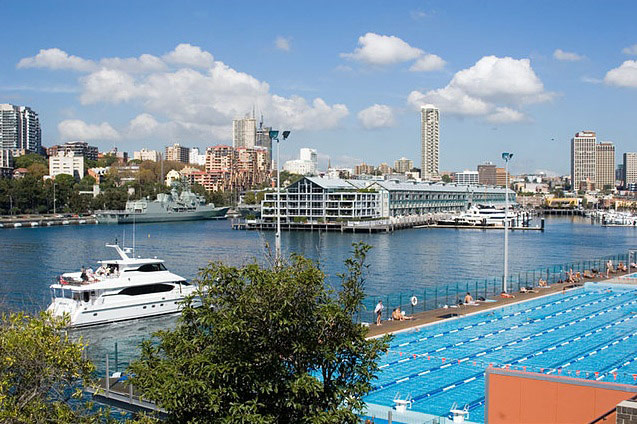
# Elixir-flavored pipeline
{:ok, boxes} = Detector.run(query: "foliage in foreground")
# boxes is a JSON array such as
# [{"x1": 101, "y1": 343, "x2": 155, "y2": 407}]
[
  {"x1": 0, "y1": 312, "x2": 108, "y2": 423},
  {"x1": 130, "y1": 242, "x2": 390, "y2": 423}
]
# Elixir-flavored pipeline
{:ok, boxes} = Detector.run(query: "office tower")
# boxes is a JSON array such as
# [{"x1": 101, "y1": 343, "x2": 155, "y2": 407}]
[
  {"x1": 165, "y1": 143, "x2": 190, "y2": 163},
  {"x1": 255, "y1": 115, "x2": 272, "y2": 168},
  {"x1": 570, "y1": 131, "x2": 596, "y2": 191},
  {"x1": 624, "y1": 152, "x2": 637, "y2": 185},
  {"x1": 0, "y1": 103, "x2": 42, "y2": 154},
  {"x1": 232, "y1": 116, "x2": 257, "y2": 148},
  {"x1": 595, "y1": 142, "x2": 615, "y2": 190},
  {"x1": 495, "y1": 168, "x2": 509, "y2": 187},
  {"x1": 616, "y1": 164, "x2": 625, "y2": 185},
  {"x1": 133, "y1": 148, "x2": 161, "y2": 162},
  {"x1": 420, "y1": 105, "x2": 440, "y2": 181},
  {"x1": 477, "y1": 162, "x2": 497, "y2": 185},
  {"x1": 48, "y1": 141, "x2": 98, "y2": 161},
  {"x1": 454, "y1": 170, "x2": 479, "y2": 185},
  {"x1": 394, "y1": 157, "x2": 414, "y2": 174}
]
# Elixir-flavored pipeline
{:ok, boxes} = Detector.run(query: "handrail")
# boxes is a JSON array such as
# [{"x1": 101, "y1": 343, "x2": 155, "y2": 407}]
[{"x1": 587, "y1": 394, "x2": 637, "y2": 424}]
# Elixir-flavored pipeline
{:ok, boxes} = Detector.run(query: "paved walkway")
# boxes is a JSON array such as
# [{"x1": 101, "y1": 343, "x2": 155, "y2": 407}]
[{"x1": 366, "y1": 267, "x2": 636, "y2": 338}]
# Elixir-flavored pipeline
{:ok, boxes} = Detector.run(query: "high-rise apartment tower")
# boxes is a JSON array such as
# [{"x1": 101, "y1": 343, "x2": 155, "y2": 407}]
[
  {"x1": 570, "y1": 131, "x2": 597, "y2": 191},
  {"x1": 0, "y1": 103, "x2": 42, "y2": 153},
  {"x1": 232, "y1": 116, "x2": 257, "y2": 149},
  {"x1": 420, "y1": 105, "x2": 440, "y2": 181},
  {"x1": 624, "y1": 152, "x2": 637, "y2": 186}
]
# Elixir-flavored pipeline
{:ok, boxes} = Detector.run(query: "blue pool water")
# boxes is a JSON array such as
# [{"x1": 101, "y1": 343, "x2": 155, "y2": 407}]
[{"x1": 365, "y1": 283, "x2": 637, "y2": 423}]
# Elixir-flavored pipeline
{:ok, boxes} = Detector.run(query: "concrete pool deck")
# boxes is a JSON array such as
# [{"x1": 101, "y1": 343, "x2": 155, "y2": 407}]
[{"x1": 367, "y1": 267, "x2": 637, "y2": 338}]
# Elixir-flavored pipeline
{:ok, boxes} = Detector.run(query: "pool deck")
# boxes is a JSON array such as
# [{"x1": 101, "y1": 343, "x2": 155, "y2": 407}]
[{"x1": 366, "y1": 267, "x2": 637, "y2": 338}]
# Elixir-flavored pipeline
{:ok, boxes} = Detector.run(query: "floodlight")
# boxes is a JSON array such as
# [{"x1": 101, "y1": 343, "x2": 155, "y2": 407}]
[
  {"x1": 282, "y1": 130, "x2": 291, "y2": 140},
  {"x1": 269, "y1": 130, "x2": 279, "y2": 140}
]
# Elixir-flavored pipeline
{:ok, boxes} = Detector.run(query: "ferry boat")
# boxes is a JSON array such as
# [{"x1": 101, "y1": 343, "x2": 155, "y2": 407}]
[
  {"x1": 96, "y1": 187, "x2": 229, "y2": 224},
  {"x1": 47, "y1": 244, "x2": 200, "y2": 327}
]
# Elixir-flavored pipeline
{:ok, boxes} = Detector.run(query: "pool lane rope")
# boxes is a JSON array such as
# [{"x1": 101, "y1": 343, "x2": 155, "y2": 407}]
[
  {"x1": 389, "y1": 290, "x2": 626, "y2": 350},
  {"x1": 372, "y1": 310, "x2": 637, "y2": 396}
]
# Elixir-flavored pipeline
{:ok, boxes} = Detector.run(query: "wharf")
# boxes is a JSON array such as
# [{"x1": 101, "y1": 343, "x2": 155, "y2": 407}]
[
  {"x1": 0, "y1": 214, "x2": 98, "y2": 228},
  {"x1": 415, "y1": 222, "x2": 544, "y2": 231},
  {"x1": 366, "y1": 267, "x2": 637, "y2": 338},
  {"x1": 87, "y1": 378, "x2": 167, "y2": 418},
  {"x1": 232, "y1": 216, "x2": 432, "y2": 233}
]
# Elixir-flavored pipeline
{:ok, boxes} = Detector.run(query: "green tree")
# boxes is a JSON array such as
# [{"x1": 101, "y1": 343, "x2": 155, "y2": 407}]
[
  {"x1": 129, "y1": 243, "x2": 390, "y2": 423},
  {"x1": 441, "y1": 174, "x2": 452, "y2": 183},
  {"x1": 0, "y1": 312, "x2": 109, "y2": 423},
  {"x1": 27, "y1": 162, "x2": 48, "y2": 180},
  {"x1": 13, "y1": 153, "x2": 47, "y2": 169}
]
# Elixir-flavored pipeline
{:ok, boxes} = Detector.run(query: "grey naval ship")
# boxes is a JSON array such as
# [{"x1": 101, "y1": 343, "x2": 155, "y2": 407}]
[{"x1": 96, "y1": 188, "x2": 229, "y2": 224}]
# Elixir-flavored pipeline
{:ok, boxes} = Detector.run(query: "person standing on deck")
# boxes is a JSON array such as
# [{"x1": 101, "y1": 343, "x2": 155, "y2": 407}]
[{"x1": 374, "y1": 300, "x2": 384, "y2": 326}]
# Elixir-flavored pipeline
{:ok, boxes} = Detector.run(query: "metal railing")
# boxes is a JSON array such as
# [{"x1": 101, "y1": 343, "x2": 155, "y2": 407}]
[{"x1": 359, "y1": 252, "x2": 633, "y2": 323}]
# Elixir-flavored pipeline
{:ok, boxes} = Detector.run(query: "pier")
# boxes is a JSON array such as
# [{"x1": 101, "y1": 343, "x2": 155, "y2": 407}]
[
  {"x1": 233, "y1": 215, "x2": 544, "y2": 233},
  {"x1": 0, "y1": 214, "x2": 98, "y2": 228}
]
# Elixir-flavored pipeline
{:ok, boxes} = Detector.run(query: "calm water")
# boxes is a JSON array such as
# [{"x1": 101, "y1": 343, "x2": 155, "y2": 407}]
[{"x1": 0, "y1": 217, "x2": 635, "y2": 370}]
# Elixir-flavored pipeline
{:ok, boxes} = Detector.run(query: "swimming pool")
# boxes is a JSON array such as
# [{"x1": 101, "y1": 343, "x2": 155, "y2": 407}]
[
  {"x1": 619, "y1": 272, "x2": 637, "y2": 280},
  {"x1": 364, "y1": 283, "x2": 637, "y2": 423}
]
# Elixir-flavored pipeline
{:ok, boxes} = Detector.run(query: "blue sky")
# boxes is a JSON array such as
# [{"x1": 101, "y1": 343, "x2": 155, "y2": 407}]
[{"x1": 1, "y1": 0, "x2": 636, "y2": 175}]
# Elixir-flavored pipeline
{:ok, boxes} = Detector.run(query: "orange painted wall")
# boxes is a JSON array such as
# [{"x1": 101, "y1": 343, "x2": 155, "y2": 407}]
[{"x1": 486, "y1": 370, "x2": 636, "y2": 423}]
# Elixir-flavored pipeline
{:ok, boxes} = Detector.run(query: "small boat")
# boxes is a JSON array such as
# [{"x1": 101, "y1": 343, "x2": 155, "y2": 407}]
[{"x1": 47, "y1": 244, "x2": 200, "y2": 328}]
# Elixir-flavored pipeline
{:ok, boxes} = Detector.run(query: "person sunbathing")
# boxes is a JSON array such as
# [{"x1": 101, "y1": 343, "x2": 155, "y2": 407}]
[
  {"x1": 396, "y1": 306, "x2": 413, "y2": 320},
  {"x1": 618, "y1": 262, "x2": 627, "y2": 272},
  {"x1": 538, "y1": 278, "x2": 548, "y2": 287},
  {"x1": 520, "y1": 286, "x2": 538, "y2": 293},
  {"x1": 391, "y1": 308, "x2": 402, "y2": 321},
  {"x1": 500, "y1": 291, "x2": 515, "y2": 298},
  {"x1": 464, "y1": 292, "x2": 475, "y2": 304}
]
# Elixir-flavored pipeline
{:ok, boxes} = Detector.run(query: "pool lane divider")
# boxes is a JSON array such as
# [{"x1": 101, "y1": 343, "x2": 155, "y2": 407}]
[
  {"x1": 389, "y1": 290, "x2": 621, "y2": 349},
  {"x1": 381, "y1": 296, "x2": 636, "y2": 369},
  {"x1": 372, "y1": 310, "x2": 637, "y2": 397},
  {"x1": 407, "y1": 314, "x2": 637, "y2": 405},
  {"x1": 461, "y1": 326, "x2": 637, "y2": 413}
]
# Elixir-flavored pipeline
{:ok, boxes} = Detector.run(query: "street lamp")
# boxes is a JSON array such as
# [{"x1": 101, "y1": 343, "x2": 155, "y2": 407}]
[
  {"x1": 501, "y1": 152, "x2": 513, "y2": 293},
  {"x1": 270, "y1": 129, "x2": 291, "y2": 266}
]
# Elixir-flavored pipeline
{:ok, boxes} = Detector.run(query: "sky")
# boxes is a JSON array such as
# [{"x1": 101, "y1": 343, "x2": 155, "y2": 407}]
[{"x1": 1, "y1": 0, "x2": 636, "y2": 175}]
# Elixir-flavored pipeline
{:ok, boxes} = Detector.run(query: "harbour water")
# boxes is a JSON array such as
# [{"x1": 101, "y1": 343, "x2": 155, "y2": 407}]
[{"x1": 0, "y1": 216, "x2": 635, "y2": 371}]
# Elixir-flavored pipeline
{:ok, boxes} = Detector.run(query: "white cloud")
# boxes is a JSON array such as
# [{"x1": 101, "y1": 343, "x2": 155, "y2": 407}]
[
  {"x1": 487, "y1": 107, "x2": 525, "y2": 123},
  {"x1": 162, "y1": 43, "x2": 214, "y2": 68},
  {"x1": 100, "y1": 54, "x2": 166, "y2": 73},
  {"x1": 604, "y1": 60, "x2": 637, "y2": 88},
  {"x1": 622, "y1": 44, "x2": 637, "y2": 55},
  {"x1": 58, "y1": 119, "x2": 120, "y2": 140},
  {"x1": 341, "y1": 33, "x2": 423, "y2": 65},
  {"x1": 408, "y1": 55, "x2": 551, "y2": 123},
  {"x1": 80, "y1": 68, "x2": 138, "y2": 104},
  {"x1": 553, "y1": 49, "x2": 584, "y2": 62},
  {"x1": 20, "y1": 44, "x2": 349, "y2": 142},
  {"x1": 17, "y1": 48, "x2": 97, "y2": 72},
  {"x1": 409, "y1": 54, "x2": 446, "y2": 72},
  {"x1": 357, "y1": 104, "x2": 395, "y2": 129},
  {"x1": 275, "y1": 36, "x2": 291, "y2": 52}
]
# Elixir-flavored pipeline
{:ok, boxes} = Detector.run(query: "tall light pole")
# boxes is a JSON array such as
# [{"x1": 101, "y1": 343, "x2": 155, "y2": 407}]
[
  {"x1": 502, "y1": 152, "x2": 513, "y2": 293},
  {"x1": 269, "y1": 129, "x2": 291, "y2": 266}
]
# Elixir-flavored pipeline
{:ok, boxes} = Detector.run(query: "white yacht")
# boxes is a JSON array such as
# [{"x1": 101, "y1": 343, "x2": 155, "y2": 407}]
[
  {"x1": 47, "y1": 244, "x2": 200, "y2": 328},
  {"x1": 439, "y1": 205, "x2": 518, "y2": 227}
]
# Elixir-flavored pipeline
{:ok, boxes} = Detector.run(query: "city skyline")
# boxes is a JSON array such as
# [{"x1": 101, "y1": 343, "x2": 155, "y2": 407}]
[{"x1": 1, "y1": 1, "x2": 637, "y2": 175}]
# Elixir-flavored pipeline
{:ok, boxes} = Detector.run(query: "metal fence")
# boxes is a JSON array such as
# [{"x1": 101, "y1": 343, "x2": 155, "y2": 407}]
[{"x1": 359, "y1": 252, "x2": 632, "y2": 324}]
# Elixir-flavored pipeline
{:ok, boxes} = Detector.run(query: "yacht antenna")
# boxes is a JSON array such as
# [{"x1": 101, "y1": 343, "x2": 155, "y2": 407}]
[{"x1": 133, "y1": 212, "x2": 136, "y2": 255}]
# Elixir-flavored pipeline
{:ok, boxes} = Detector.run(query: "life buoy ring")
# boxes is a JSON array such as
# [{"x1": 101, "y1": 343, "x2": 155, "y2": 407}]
[{"x1": 411, "y1": 296, "x2": 418, "y2": 306}]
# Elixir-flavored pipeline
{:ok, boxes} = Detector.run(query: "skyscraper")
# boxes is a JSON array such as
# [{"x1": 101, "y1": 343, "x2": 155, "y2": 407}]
[
  {"x1": 232, "y1": 116, "x2": 257, "y2": 148},
  {"x1": 595, "y1": 142, "x2": 615, "y2": 190},
  {"x1": 570, "y1": 131, "x2": 596, "y2": 191},
  {"x1": 624, "y1": 152, "x2": 637, "y2": 186},
  {"x1": 420, "y1": 105, "x2": 440, "y2": 181},
  {"x1": 0, "y1": 103, "x2": 42, "y2": 154},
  {"x1": 255, "y1": 116, "x2": 272, "y2": 169}
]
